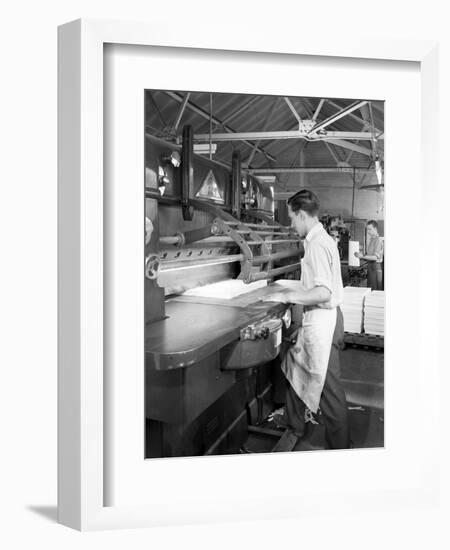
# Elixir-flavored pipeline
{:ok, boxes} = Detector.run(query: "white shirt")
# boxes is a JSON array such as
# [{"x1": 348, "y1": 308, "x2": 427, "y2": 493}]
[{"x1": 301, "y1": 222, "x2": 344, "y2": 309}]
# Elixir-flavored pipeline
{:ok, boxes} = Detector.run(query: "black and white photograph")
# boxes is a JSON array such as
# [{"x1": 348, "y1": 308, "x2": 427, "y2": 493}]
[
  {"x1": 2, "y1": 0, "x2": 447, "y2": 541},
  {"x1": 144, "y1": 91, "x2": 385, "y2": 458}
]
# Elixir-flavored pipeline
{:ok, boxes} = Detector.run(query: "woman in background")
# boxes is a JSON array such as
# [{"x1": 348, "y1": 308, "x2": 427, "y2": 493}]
[{"x1": 354, "y1": 220, "x2": 384, "y2": 290}]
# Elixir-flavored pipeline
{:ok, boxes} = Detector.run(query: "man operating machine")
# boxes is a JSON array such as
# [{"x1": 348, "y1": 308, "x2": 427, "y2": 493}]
[{"x1": 263, "y1": 189, "x2": 350, "y2": 449}]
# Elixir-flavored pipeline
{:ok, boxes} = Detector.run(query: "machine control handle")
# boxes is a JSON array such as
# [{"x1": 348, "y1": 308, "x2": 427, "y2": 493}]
[
  {"x1": 240, "y1": 317, "x2": 282, "y2": 341},
  {"x1": 253, "y1": 327, "x2": 269, "y2": 339}
]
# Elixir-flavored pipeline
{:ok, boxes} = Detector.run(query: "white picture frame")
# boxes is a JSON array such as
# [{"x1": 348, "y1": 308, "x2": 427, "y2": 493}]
[{"x1": 58, "y1": 18, "x2": 440, "y2": 530}]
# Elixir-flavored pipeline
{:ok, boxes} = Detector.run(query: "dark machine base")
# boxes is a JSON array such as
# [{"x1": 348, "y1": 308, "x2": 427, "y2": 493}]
[{"x1": 145, "y1": 363, "x2": 277, "y2": 458}]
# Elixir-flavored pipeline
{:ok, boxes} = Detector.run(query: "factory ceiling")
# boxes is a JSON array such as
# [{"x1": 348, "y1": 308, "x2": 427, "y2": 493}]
[{"x1": 145, "y1": 91, "x2": 384, "y2": 190}]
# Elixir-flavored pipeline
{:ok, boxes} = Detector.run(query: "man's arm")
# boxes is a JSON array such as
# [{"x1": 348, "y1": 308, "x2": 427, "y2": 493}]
[
  {"x1": 263, "y1": 243, "x2": 333, "y2": 305},
  {"x1": 264, "y1": 285, "x2": 331, "y2": 305},
  {"x1": 356, "y1": 253, "x2": 378, "y2": 261}
]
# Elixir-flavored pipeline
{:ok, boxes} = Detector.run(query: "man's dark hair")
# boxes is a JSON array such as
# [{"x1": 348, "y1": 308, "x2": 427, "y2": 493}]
[
  {"x1": 287, "y1": 189, "x2": 320, "y2": 216},
  {"x1": 367, "y1": 220, "x2": 378, "y2": 229}
]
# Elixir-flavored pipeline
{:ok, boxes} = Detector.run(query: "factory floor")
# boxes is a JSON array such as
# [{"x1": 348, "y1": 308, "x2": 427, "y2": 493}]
[{"x1": 244, "y1": 346, "x2": 384, "y2": 453}]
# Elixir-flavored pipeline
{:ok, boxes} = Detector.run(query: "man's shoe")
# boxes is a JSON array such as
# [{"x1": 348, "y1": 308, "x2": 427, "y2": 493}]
[
  {"x1": 271, "y1": 414, "x2": 305, "y2": 438},
  {"x1": 270, "y1": 413, "x2": 291, "y2": 430}
]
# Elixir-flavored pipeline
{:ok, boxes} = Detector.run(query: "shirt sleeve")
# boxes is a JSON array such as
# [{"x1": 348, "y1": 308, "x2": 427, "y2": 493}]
[
  {"x1": 373, "y1": 237, "x2": 384, "y2": 261},
  {"x1": 307, "y1": 242, "x2": 333, "y2": 293}
]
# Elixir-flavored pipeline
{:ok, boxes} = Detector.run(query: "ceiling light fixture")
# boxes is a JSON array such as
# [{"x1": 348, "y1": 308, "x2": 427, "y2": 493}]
[
  {"x1": 375, "y1": 155, "x2": 383, "y2": 185},
  {"x1": 369, "y1": 102, "x2": 383, "y2": 186},
  {"x1": 193, "y1": 143, "x2": 217, "y2": 155},
  {"x1": 161, "y1": 150, "x2": 181, "y2": 168}
]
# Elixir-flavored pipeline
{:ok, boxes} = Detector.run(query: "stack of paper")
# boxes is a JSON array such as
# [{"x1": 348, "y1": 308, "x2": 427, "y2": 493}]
[
  {"x1": 342, "y1": 286, "x2": 372, "y2": 333},
  {"x1": 183, "y1": 279, "x2": 267, "y2": 299},
  {"x1": 348, "y1": 241, "x2": 360, "y2": 267},
  {"x1": 364, "y1": 290, "x2": 385, "y2": 336}
]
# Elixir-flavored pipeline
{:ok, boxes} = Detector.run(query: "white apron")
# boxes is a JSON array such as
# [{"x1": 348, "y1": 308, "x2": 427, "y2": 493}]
[{"x1": 281, "y1": 307, "x2": 337, "y2": 413}]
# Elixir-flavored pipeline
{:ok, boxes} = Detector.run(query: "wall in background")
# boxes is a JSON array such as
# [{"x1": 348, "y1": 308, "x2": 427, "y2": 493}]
[
  {"x1": 313, "y1": 186, "x2": 384, "y2": 220},
  {"x1": 275, "y1": 171, "x2": 384, "y2": 226}
]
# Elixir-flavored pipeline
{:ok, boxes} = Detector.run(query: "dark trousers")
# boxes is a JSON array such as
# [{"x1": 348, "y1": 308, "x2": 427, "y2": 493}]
[
  {"x1": 367, "y1": 262, "x2": 383, "y2": 290},
  {"x1": 285, "y1": 307, "x2": 350, "y2": 449}
]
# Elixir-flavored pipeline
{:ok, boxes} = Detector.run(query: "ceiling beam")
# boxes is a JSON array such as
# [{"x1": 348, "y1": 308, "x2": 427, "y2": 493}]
[
  {"x1": 254, "y1": 100, "x2": 312, "y2": 158},
  {"x1": 321, "y1": 131, "x2": 383, "y2": 140},
  {"x1": 300, "y1": 98, "x2": 343, "y2": 166},
  {"x1": 321, "y1": 138, "x2": 372, "y2": 157},
  {"x1": 194, "y1": 130, "x2": 383, "y2": 141},
  {"x1": 324, "y1": 141, "x2": 341, "y2": 164},
  {"x1": 326, "y1": 99, "x2": 382, "y2": 133},
  {"x1": 312, "y1": 99, "x2": 325, "y2": 121},
  {"x1": 245, "y1": 97, "x2": 280, "y2": 167},
  {"x1": 251, "y1": 131, "x2": 308, "y2": 170},
  {"x1": 164, "y1": 91, "x2": 276, "y2": 162},
  {"x1": 148, "y1": 94, "x2": 169, "y2": 130},
  {"x1": 247, "y1": 166, "x2": 373, "y2": 174},
  {"x1": 346, "y1": 122, "x2": 369, "y2": 163},
  {"x1": 308, "y1": 100, "x2": 368, "y2": 134},
  {"x1": 254, "y1": 96, "x2": 381, "y2": 170},
  {"x1": 284, "y1": 97, "x2": 302, "y2": 124},
  {"x1": 371, "y1": 102, "x2": 385, "y2": 114},
  {"x1": 219, "y1": 96, "x2": 261, "y2": 126},
  {"x1": 172, "y1": 92, "x2": 191, "y2": 132}
]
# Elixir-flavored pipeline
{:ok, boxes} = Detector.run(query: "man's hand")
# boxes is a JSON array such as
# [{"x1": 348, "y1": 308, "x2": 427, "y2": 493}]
[{"x1": 354, "y1": 251, "x2": 363, "y2": 259}]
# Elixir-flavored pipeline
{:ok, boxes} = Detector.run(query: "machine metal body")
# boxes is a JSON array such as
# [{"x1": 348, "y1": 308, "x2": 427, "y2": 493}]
[{"x1": 145, "y1": 130, "x2": 303, "y2": 458}]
